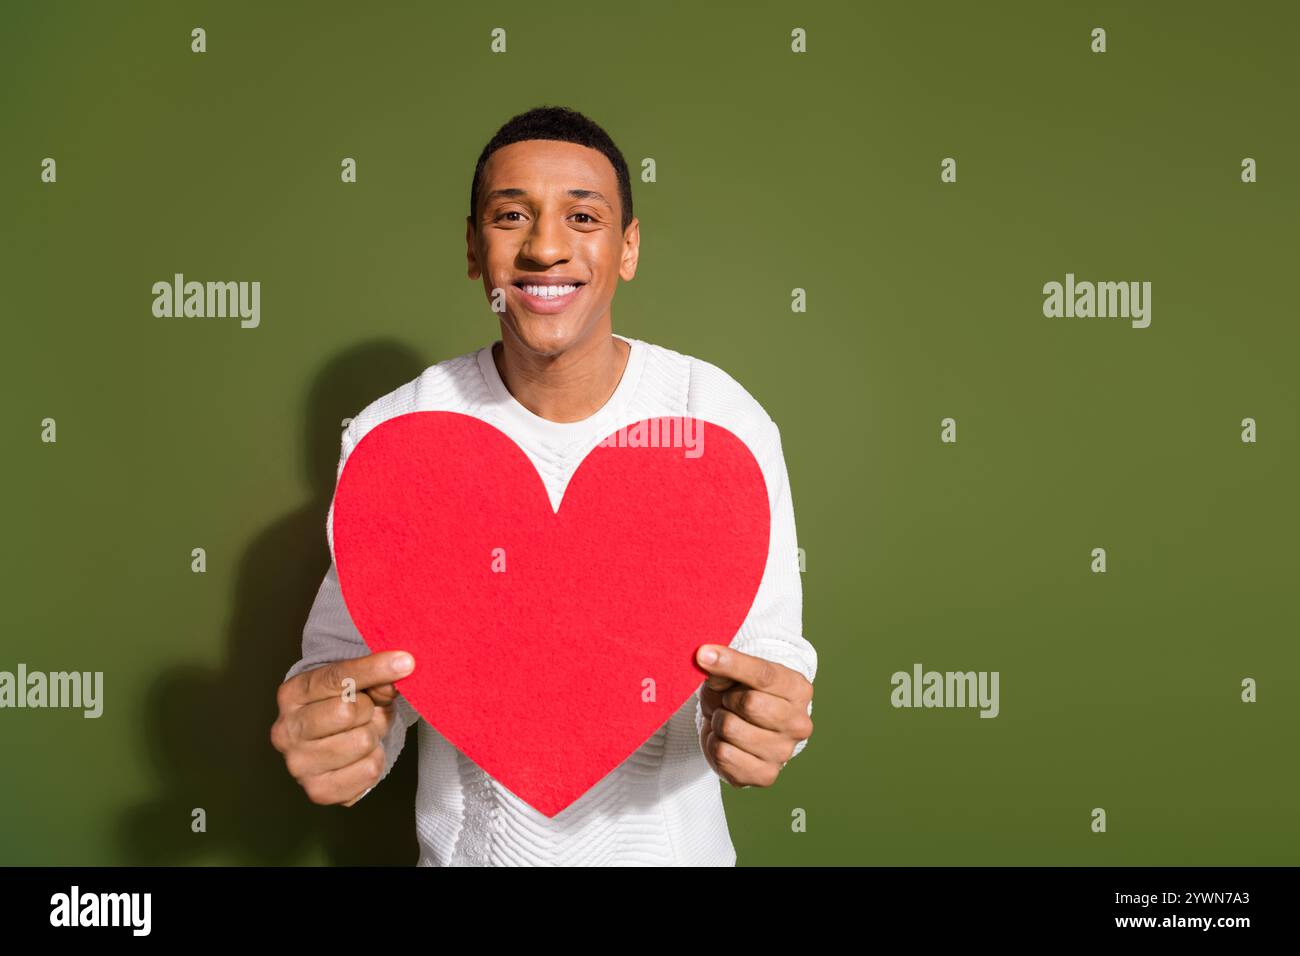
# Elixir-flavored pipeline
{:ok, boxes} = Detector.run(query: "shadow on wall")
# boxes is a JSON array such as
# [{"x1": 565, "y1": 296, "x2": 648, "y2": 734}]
[{"x1": 118, "y1": 339, "x2": 433, "y2": 865}]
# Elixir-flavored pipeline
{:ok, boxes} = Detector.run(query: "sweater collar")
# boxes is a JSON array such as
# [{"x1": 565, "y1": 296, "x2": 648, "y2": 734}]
[{"x1": 475, "y1": 333, "x2": 647, "y2": 445}]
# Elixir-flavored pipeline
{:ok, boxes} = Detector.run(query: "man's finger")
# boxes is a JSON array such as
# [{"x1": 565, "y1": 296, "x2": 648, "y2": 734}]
[
  {"x1": 369, "y1": 701, "x2": 395, "y2": 739},
  {"x1": 719, "y1": 684, "x2": 802, "y2": 734},
  {"x1": 704, "y1": 729, "x2": 776, "y2": 788},
  {"x1": 695, "y1": 645, "x2": 801, "y2": 701},
  {"x1": 306, "y1": 745, "x2": 387, "y2": 806},
  {"x1": 703, "y1": 673, "x2": 737, "y2": 691},
  {"x1": 699, "y1": 683, "x2": 732, "y2": 720},
  {"x1": 296, "y1": 690, "x2": 376, "y2": 740},
  {"x1": 287, "y1": 721, "x2": 385, "y2": 778},
  {"x1": 299, "y1": 651, "x2": 415, "y2": 705},
  {"x1": 364, "y1": 682, "x2": 401, "y2": 707},
  {"x1": 710, "y1": 705, "x2": 795, "y2": 764}
]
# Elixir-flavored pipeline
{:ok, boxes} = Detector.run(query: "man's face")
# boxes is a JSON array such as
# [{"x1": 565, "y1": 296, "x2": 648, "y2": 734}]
[{"x1": 467, "y1": 139, "x2": 639, "y2": 358}]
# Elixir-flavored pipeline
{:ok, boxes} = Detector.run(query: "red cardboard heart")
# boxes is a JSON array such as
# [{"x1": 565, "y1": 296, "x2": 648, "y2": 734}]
[{"x1": 331, "y1": 411, "x2": 771, "y2": 817}]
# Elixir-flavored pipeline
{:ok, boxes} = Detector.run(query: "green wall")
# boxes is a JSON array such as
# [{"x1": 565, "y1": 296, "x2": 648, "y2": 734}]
[{"x1": 2, "y1": 0, "x2": 1296, "y2": 865}]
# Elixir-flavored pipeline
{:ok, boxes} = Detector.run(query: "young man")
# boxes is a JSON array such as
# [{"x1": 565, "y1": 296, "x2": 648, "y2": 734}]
[{"x1": 270, "y1": 106, "x2": 816, "y2": 865}]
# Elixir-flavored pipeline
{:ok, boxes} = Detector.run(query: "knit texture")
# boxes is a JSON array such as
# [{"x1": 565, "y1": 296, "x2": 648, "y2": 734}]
[{"x1": 284, "y1": 333, "x2": 817, "y2": 865}]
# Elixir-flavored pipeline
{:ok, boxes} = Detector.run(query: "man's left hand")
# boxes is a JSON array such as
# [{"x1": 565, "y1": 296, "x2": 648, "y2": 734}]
[{"x1": 695, "y1": 644, "x2": 814, "y2": 788}]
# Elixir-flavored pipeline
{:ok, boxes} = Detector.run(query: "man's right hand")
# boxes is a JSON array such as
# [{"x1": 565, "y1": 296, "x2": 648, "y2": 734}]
[{"x1": 270, "y1": 651, "x2": 415, "y2": 807}]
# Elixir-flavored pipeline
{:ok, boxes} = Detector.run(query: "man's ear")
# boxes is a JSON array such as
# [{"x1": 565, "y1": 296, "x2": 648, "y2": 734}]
[
  {"x1": 619, "y1": 217, "x2": 640, "y2": 281},
  {"x1": 466, "y1": 216, "x2": 481, "y2": 280}
]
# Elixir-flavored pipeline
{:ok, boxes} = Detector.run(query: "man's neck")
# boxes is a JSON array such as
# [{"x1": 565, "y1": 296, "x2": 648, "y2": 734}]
[{"x1": 493, "y1": 329, "x2": 630, "y2": 423}]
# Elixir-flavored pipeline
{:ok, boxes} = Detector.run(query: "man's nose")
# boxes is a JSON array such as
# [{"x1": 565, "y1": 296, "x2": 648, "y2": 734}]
[{"x1": 521, "y1": 209, "x2": 573, "y2": 263}]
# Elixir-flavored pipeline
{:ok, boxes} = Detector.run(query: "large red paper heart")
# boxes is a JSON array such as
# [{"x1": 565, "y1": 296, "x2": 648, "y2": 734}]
[{"x1": 331, "y1": 411, "x2": 770, "y2": 817}]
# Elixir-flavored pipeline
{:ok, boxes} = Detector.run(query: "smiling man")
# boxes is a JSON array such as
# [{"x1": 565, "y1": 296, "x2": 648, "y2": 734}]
[{"x1": 271, "y1": 105, "x2": 817, "y2": 866}]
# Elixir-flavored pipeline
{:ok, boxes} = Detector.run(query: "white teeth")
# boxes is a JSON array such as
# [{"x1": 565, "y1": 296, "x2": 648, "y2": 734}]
[{"x1": 521, "y1": 284, "x2": 578, "y2": 297}]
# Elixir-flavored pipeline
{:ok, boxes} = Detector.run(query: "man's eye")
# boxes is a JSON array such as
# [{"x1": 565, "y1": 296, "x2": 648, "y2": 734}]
[{"x1": 497, "y1": 210, "x2": 594, "y2": 223}]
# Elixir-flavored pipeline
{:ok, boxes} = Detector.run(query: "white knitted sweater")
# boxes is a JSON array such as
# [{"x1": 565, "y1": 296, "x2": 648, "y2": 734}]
[{"x1": 284, "y1": 333, "x2": 817, "y2": 865}]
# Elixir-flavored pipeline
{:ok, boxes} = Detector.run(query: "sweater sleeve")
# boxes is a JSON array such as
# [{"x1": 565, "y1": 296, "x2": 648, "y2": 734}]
[
  {"x1": 695, "y1": 416, "x2": 817, "y2": 763},
  {"x1": 282, "y1": 423, "x2": 420, "y2": 801},
  {"x1": 284, "y1": 561, "x2": 421, "y2": 800}
]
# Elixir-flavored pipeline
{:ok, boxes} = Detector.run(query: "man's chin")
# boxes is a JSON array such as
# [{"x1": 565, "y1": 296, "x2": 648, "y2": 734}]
[{"x1": 504, "y1": 314, "x2": 590, "y2": 358}]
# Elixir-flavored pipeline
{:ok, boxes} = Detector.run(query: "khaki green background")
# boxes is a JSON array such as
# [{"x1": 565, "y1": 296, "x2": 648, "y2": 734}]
[{"x1": 2, "y1": 0, "x2": 1296, "y2": 866}]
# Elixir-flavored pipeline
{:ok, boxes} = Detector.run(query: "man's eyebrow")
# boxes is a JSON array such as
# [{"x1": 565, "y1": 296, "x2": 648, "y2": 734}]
[
  {"x1": 484, "y1": 187, "x2": 527, "y2": 203},
  {"x1": 484, "y1": 187, "x2": 613, "y2": 211},
  {"x1": 565, "y1": 189, "x2": 613, "y2": 210}
]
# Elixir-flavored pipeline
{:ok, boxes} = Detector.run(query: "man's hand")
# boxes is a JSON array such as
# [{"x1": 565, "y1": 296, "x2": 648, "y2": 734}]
[
  {"x1": 695, "y1": 644, "x2": 814, "y2": 788},
  {"x1": 270, "y1": 651, "x2": 415, "y2": 806}
]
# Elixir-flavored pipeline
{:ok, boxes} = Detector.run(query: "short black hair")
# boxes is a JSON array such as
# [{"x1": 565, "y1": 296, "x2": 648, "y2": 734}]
[{"x1": 469, "y1": 105, "x2": 633, "y2": 233}]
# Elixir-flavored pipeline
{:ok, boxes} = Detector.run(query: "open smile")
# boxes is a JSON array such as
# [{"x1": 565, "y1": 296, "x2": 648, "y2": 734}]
[{"x1": 512, "y1": 280, "x2": 586, "y2": 314}]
